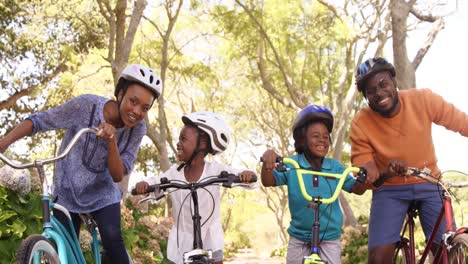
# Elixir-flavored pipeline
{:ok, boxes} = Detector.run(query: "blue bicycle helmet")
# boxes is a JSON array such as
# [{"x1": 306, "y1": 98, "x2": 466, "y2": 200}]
[
  {"x1": 356, "y1": 57, "x2": 395, "y2": 93},
  {"x1": 292, "y1": 105, "x2": 334, "y2": 133}
]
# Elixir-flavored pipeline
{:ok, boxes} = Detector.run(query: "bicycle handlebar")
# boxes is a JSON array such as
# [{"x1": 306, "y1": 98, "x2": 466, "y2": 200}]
[
  {"x1": 130, "y1": 171, "x2": 257, "y2": 196},
  {"x1": 406, "y1": 167, "x2": 468, "y2": 188},
  {"x1": 271, "y1": 157, "x2": 367, "y2": 204},
  {"x1": 0, "y1": 127, "x2": 98, "y2": 169}
]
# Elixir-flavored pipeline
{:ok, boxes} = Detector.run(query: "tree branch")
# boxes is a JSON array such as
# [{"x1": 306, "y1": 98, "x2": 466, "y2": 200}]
[
  {"x1": 410, "y1": 6, "x2": 438, "y2": 22},
  {"x1": 0, "y1": 63, "x2": 68, "y2": 111},
  {"x1": 412, "y1": 18, "x2": 444, "y2": 70},
  {"x1": 316, "y1": 0, "x2": 343, "y2": 22}
]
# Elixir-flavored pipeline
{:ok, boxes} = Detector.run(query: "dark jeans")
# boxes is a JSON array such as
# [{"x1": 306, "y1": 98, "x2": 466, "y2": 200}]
[{"x1": 53, "y1": 201, "x2": 130, "y2": 264}]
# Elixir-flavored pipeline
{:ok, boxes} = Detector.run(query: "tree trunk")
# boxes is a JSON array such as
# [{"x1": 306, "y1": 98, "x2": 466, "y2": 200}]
[{"x1": 391, "y1": 0, "x2": 416, "y2": 90}]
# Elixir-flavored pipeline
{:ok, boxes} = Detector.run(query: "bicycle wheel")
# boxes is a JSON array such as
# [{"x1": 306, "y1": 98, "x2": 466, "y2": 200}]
[
  {"x1": 16, "y1": 234, "x2": 60, "y2": 264},
  {"x1": 393, "y1": 238, "x2": 411, "y2": 264},
  {"x1": 448, "y1": 233, "x2": 468, "y2": 264}
]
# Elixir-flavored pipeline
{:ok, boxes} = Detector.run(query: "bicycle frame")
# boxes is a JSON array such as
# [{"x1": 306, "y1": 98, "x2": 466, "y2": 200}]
[
  {"x1": 394, "y1": 168, "x2": 468, "y2": 264},
  {"x1": 133, "y1": 171, "x2": 256, "y2": 264},
  {"x1": 397, "y1": 190, "x2": 459, "y2": 264},
  {"x1": 0, "y1": 128, "x2": 102, "y2": 264},
  {"x1": 278, "y1": 157, "x2": 365, "y2": 264}
]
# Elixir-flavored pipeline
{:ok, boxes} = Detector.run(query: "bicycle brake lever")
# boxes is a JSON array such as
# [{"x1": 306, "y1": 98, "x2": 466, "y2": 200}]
[
  {"x1": 356, "y1": 167, "x2": 367, "y2": 183},
  {"x1": 275, "y1": 157, "x2": 287, "y2": 172},
  {"x1": 137, "y1": 196, "x2": 154, "y2": 205}
]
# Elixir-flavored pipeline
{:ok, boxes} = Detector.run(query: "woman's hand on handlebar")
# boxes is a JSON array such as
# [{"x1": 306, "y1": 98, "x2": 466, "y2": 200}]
[
  {"x1": 261, "y1": 149, "x2": 280, "y2": 171},
  {"x1": 134, "y1": 181, "x2": 149, "y2": 195},
  {"x1": 96, "y1": 122, "x2": 116, "y2": 141}
]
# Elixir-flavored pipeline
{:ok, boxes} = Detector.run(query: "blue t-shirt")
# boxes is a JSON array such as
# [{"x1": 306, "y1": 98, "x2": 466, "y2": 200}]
[
  {"x1": 27, "y1": 94, "x2": 146, "y2": 213},
  {"x1": 273, "y1": 153, "x2": 356, "y2": 242}
]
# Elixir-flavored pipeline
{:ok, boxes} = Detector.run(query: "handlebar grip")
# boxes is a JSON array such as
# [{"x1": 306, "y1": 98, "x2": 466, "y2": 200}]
[
  {"x1": 259, "y1": 156, "x2": 283, "y2": 163},
  {"x1": 130, "y1": 185, "x2": 157, "y2": 195},
  {"x1": 232, "y1": 175, "x2": 258, "y2": 183}
]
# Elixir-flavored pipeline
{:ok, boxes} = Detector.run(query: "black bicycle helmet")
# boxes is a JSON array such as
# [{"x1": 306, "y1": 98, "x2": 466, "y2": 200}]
[
  {"x1": 356, "y1": 57, "x2": 395, "y2": 93},
  {"x1": 292, "y1": 105, "x2": 334, "y2": 134}
]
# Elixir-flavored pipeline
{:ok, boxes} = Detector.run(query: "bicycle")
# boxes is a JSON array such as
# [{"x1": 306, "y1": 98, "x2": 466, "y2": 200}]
[
  {"x1": 131, "y1": 171, "x2": 257, "y2": 264},
  {"x1": 0, "y1": 127, "x2": 118, "y2": 264},
  {"x1": 392, "y1": 167, "x2": 468, "y2": 264},
  {"x1": 270, "y1": 157, "x2": 367, "y2": 264}
]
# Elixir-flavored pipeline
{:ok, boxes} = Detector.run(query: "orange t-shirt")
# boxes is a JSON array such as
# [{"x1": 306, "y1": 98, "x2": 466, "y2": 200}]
[{"x1": 350, "y1": 88, "x2": 468, "y2": 186}]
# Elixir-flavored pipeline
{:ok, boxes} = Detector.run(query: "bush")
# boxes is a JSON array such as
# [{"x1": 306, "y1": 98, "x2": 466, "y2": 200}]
[
  {"x1": 121, "y1": 198, "x2": 173, "y2": 264},
  {"x1": 270, "y1": 246, "x2": 287, "y2": 257},
  {"x1": 341, "y1": 225, "x2": 368, "y2": 264},
  {"x1": 0, "y1": 186, "x2": 42, "y2": 262}
]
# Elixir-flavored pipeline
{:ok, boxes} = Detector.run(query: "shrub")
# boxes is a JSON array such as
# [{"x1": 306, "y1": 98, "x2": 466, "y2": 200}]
[
  {"x1": 341, "y1": 225, "x2": 368, "y2": 264},
  {"x1": 0, "y1": 186, "x2": 42, "y2": 262}
]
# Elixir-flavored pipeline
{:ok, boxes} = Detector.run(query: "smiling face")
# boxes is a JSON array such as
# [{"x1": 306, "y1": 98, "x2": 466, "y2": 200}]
[
  {"x1": 305, "y1": 122, "x2": 330, "y2": 158},
  {"x1": 117, "y1": 83, "x2": 155, "y2": 127},
  {"x1": 176, "y1": 125, "x2": 201, "y2": 162},
  {"x1": 364, "y1": 71, "x2": 400, "y2": 117}
]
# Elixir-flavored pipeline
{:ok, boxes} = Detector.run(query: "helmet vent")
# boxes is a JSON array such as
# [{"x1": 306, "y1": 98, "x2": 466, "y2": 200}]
[
  {"x1": 140, "y1": 69, "x2": 145, "y2": 76},
  {"x1": 156, "y1": 80, "x2": 160, "y2": 85},
  {"x1": 197, "y1": 119, "x2": 206, "y2": 123},
  {"x1": 149, "y1": 75, "x2": 154, "y2": 83},
  {"x1": 221, "y1": 133, "x2": 227, "y2": 142}
]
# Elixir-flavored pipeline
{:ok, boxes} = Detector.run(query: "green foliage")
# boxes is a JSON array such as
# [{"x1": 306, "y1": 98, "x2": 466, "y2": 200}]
[
  {"x1": 270, "y1": 246, "x2": 287, "y2": 257},
  {"x1": 341, "y1": 225, "x2": 368, "y2": 264},
  {"x1": 0, "y1": 186, "x2": 42, "y2": 262},
  {"x1": 0, "y1": 0, "x2": 107, "y2": 131},
  {"x1": 121, "y1": 198, "x2": 172, "y2": 263}
]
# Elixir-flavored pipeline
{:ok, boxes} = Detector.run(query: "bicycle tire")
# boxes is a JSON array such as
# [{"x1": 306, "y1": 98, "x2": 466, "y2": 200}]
[
  {"x1": 16, "y1": 234, "x2": 60, "y2": 264},
  {"x1": 393, "y1": 238, "x2": 411, "y2": 264},
  {"x1": 448, "y1": 233, "x2": 468, "y2": 264}
]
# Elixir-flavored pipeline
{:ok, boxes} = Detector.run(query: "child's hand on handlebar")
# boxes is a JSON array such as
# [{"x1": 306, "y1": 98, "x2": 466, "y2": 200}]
[
  {"x1": 134, "y1": 181, "x2": 149, "y2": 194},
  {"x1": 388, "y1": 159, "x2": 407, "y2": 176},
  {"x1": 261, "y1": 149, "x2": 280, "y2": 171},
  {"x1": 239, "y1": 170, "x2": 256, "y2": 183},
  {"x1": 96, "y1": 123, "x2": 116, "y2": 141}
]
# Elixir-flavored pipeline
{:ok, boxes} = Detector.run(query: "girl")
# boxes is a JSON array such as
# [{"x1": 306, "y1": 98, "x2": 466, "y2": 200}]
[
  {"x1": 134, "y1": 111, "x2": 256, "y2": 264},
  {"x1": 0, "y1": 64, "x2": 162, "y2": 263},
  {"x1": 261, "y1": 105, "x2": 366, "y2": 264}
]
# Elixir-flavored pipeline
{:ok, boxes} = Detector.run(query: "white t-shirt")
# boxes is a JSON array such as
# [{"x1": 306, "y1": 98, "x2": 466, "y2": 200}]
[{"x1": 144, "y1": 161, "x2": 257, "y2": 264}]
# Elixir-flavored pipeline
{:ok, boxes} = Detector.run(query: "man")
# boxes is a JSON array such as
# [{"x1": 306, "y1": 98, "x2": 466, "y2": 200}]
[{"x1": 349, "y1": 57, "x2": 468, "y2": 263}]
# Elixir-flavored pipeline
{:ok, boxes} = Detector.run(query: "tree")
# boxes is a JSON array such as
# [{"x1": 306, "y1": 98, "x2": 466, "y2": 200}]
[
  {"x1": 390, "y1": 0, "x2": 446, "y2": 90},
  {"x1": 94, "y1": 0, "x2": 150, "y2": 193},
  {"x1": 0, "y1": 0, "x2": 107, "y2": 131}
]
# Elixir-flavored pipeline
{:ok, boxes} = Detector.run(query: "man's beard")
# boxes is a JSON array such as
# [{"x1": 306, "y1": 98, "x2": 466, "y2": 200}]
[{"x1": 369, "y1": 95, "x2": 400, "y2": 118}]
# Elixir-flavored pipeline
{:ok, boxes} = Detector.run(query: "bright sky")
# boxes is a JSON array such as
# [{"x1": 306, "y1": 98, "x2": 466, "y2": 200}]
[{"x1": 413, "y1": 1, "x2": 468, "y2": 173}]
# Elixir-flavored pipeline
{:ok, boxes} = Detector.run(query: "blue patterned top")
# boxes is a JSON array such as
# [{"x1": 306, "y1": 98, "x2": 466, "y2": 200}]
[{"x1": 27, "y1": 94, "x2": 146, "y2": 213}]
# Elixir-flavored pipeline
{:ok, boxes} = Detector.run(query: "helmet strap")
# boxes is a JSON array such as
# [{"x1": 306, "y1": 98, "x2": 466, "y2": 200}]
[{"x1": 176, "y1": 132, "x2": 208, "y2": 171}]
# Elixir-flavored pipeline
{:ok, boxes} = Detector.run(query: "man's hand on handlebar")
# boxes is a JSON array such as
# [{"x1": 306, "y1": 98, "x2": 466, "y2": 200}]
[{"x1": 388, "y1": 159, "x2": 408, "y2": 175}]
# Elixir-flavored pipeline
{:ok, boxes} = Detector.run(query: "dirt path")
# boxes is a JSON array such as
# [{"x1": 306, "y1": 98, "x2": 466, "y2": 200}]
[{"x1": 224, "y1": 248, "x2": 284, "y2": 264}]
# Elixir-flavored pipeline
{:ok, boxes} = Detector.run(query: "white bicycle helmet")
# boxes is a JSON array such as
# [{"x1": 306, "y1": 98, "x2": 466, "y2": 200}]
[
  {"x1": 114, "y1": 64, "x2": 162, "y2": 98},
  {"x1": 181, "y1": 111, "x2": 231, "y2": 154}
]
